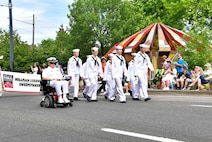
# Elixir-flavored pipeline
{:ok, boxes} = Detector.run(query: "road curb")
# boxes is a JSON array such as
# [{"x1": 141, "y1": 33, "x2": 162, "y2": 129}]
[{"x1": 147, "y1": 89, "x2": 212, "y2": 95}]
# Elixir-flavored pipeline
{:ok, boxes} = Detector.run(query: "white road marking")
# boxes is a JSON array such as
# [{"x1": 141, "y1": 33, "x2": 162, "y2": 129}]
[
  {"x1": 101, "y1": 128, "x2": 184, "y2": 142},
  {"x1": 191, "y1": 105, "x2": 212, "y2": 108}
]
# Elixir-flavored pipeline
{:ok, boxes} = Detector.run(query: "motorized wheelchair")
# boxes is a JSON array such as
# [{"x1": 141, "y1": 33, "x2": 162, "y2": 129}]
[{"x1": 40, "y1": 80, "x2": 73, "y2": 108}]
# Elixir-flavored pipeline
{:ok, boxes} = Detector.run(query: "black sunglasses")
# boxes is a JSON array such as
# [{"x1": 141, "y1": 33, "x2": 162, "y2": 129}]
[{"x1": 49, "y1": 62, "x2": 56, "y2": 64}]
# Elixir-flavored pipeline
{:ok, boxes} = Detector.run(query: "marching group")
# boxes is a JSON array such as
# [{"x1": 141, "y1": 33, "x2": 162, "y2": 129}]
[
  {"x1": 31, "y1": 44, "x2": 212, "y2": 104},
  {"x1": 36, "y1": 44, "x2": 154, "y2": 104}
]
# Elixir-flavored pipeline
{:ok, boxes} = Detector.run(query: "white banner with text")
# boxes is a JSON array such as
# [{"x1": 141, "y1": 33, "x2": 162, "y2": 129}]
[{"x1": 0, "y1": 71, "x2": 41, "y2": 93}]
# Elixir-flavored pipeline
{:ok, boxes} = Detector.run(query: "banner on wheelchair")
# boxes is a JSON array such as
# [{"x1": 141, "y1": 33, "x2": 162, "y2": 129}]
[{"x1": 0, "y1": 71, "x2": 41, "y2": 93}]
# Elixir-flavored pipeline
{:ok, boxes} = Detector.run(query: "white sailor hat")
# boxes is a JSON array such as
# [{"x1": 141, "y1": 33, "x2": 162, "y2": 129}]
[
  {"x1": 91, "y1": 47, "x2": 99, "y2": 51},
  {"x1": 47, "y1": 57, "x2": 58, "y2": 63},
  {"x1": 115, "y1": 45, "x2": 123, "y2": 50},
  {"x1": 131, "y1": 53, "x2": 137, "y2": 57},
  {"x1": 108, "y1": 53, "x2": 114, "y2": 57},
  {"x1": 73, "y1": 49, "x2": 80, "y2": 52}
]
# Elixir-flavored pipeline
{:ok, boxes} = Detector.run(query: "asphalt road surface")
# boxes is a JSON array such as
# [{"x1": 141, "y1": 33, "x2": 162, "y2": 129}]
[{"x1": 0, "y1": 92, "x2": 212, "y2": 142}]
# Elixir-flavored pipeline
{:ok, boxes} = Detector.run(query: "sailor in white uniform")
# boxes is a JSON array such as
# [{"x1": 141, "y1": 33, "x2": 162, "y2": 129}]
[
  {"x1": 134, "y1": 44, "x2": 154, "y2": 101},
  {"x1": 67, "y1": 49, "x2": 83, "y2": 101},
  {"x1": 103, "y1": 53, "x2": 116, "y2": 101},
  {"x1": 42, "y1": 57, "x2": 70, "y2": 103},
  {"x1": 127, "y1": 53, "x2": 140, "y2": 100},
  {"x1": 82, "y1": 55, "x2": 90, "y2": 98},
  {"x1": 84, "y1": 47, "x2": 103, "y2": 102},
  {"x1": 111, "y1": 45, "x2": 127, "y2": 103}
]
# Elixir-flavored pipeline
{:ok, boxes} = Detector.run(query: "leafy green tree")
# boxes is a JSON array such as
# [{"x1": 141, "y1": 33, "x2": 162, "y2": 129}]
[
  {"x1": 67, "y1": 0, "x2": 149, "y2": 59},
  {"x1": 177, "y1": 28, "x2": 212, "y2": 69},
  {"x1": 162, "y1": 0, "x2": 212, "y2": 30}
]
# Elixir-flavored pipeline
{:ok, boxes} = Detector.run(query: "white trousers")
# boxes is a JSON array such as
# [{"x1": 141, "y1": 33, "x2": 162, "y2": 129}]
[
  {"x1": 83, "y1": 79, "x2": 90, "y2": 95},
  {"x1": 130, "y1": 77, "x2": 138, "y2": 98},
  {"x1": 87, "y1": 76, "x2": 98, "y2": 100},
  {"x1": 114, "y1": 77, "x2": 126, "y2": 102},
  {"x1": 107, "y1": 79, "x2": 116, "y2": 100},
  {"x1": 50, "y1": 80, "x2": 69, "y2": 96},
  {"x1": 69, "y1": 74, "x2": 79, "y2": 97},
  {"x1": 136, "y1": 72, "x2": 149, "y2": 99}
]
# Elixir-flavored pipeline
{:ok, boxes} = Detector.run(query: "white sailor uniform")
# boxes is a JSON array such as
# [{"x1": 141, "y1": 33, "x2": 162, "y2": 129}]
[
  {"x1": 134, "y1": 51, "x2": 154, "y2": 100},
  {"x1": 82, "y1": 62, "x2": 90, "y2": 96},
  {"x1": 42, "y1": 66, "x2": 69, "y2": 101},
  {"x1": 111, "y1": 54, "x2": 127, "y2": 102},
  {"x1": 67, "y1": 56, "x2": 83, "y2": 98},
  {"x1": 127, "y1": 59, "x2": 138, "y2": 99},
  {"x1": 84, "y1": 55, "x2": 103, "y2": 101},
  {"x1": 103, "y1": 60, "x2": 115, "y2": 100}
]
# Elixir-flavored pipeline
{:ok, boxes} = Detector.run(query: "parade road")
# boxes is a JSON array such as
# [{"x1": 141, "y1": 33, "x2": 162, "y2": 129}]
[{"x1": 0, "y1": 92, "x2": 212, "y2": 142}]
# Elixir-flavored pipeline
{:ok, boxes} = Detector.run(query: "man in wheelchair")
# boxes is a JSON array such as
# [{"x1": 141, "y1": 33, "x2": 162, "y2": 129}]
[{"x1": 42, "y1": 57, "x2": 70, "y2": 103}]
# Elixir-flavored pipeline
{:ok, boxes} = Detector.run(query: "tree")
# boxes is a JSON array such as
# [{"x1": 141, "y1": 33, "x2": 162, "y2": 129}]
[
  {"x1": 0, "y1": 29, "x2": 33, "y2": 72},
  {"x1": 162, "y1": 0, "x2": 212, "y2": 30},
  {"x1": 177, "y1": 28, "x2": 212, "y2": 69},
  {"x1": 67, "y1": 0, "x2": 149, "y2": 59}
]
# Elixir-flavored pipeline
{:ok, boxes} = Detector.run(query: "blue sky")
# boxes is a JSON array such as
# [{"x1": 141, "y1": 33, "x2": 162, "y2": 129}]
[{"x1": 0, "y1": 0, "x2": 74, "y2": 45}]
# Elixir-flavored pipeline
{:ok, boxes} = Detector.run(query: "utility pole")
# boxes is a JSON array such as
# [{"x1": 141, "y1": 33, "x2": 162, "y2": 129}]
[
  {"x1": 32, "y1": 14, "x2": 35, "y2": 46},
  {"x1": 9, "y1": 0, "x2": 14, "y2": 71}
]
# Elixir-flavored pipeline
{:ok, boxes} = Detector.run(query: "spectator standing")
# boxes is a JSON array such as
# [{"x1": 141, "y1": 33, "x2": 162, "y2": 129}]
[
  {"x1": 97, "y1": 57, "x2": 107, "y2": 94},
  {"x1": 31, "y1": 62, "x2": 41, "y2": 75},
  {"x1": 174, "y1": 53, "x2": 185, "y2": 89}
]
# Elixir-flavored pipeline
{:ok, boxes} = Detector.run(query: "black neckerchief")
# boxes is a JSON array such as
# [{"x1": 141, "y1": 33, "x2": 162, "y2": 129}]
[
  {"x1": 116, "y1": 55, "x2": 124, "y2": 65},
  {"x1": 92, "y1": 56, "x2": 99, "y2": 66},
  {"x1": 139, "y1": 53, "x2": 146, "y2": 63},
  {"x1": 73, "y1": 57, "x2": 80, "y2": 67}
]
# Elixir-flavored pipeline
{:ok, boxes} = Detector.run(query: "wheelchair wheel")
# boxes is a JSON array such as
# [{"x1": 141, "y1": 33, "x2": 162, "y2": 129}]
[
  {"x1": 44, "y1": 95, "x2": 54, "y2": 108},
  {"x1": 40, "y1": 101, "x2": 45, "y2": 107},
  {"x1": 69, "y1": 102, "x2": 73, "y2": 107},
  {"x1": 63, "y1": 103, "x2": 69, "y2": 107}
]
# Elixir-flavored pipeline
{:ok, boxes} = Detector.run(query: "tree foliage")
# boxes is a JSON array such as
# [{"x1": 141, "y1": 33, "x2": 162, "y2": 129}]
[{"x1": 0, "y1": 0, "x2": 211, "y2": 72}]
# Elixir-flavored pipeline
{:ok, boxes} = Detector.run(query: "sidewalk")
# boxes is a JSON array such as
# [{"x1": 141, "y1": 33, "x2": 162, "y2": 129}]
[{"x1": 147, "y1": 89, "x2": 212, "y2": 96}]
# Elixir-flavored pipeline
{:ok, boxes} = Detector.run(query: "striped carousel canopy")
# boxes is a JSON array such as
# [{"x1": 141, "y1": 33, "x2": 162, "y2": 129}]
[{"x1": 104, "y1": 23, "x2": 191, "y2": 57}]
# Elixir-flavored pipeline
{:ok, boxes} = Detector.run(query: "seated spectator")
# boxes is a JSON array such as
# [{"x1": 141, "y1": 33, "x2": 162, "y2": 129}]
[
  {"x1": 181, "y1": 70, "x2": 193, "y2": 90},
  {"x1": 188, "y1": 66, "x2": 208, "y2": 90},
  {"x1": 161, "y1": 61, "x2": 176, "y2": 90},
  {"x1": 200, "y1": 63, "x2": 212, "y2": 81}
]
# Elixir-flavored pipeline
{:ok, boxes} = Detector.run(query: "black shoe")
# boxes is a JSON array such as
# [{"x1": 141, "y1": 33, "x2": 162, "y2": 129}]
[
  {"x1": 132, "y1": 98, "x2": 141, "y2": 101},
  {"x1": 83, "y1": 93, "x2": 87, "y2": 98},
  {"x1": 144, "y1": 98, "x2": 151, "y2": 102},
  {"x1": 128, "y1": 90, "x2": 132, "y2": 96},
  {"x1": 86, "y1": 95, "x2": 91, "y2": 102},
  {"x1": 69, "y1": 98, "x2": 74, "y2": 102},
  {"x1": 104, "y1": 95, "x2": 107, "y2": 100},
  {"x1": 74, "y1": 97, "x2": 80, "y2": 101},
  {"x1": 120, "y1": 101, "x2": 126, "y2": 103},
  {"x1": 90, "y1": 100, "x2": 98, "y2": 102}
]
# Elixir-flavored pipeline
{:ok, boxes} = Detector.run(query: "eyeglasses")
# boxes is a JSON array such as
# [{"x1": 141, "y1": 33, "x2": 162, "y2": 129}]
[{"x1": 49, "y1": 62, "x2": 56, "y2": 64}]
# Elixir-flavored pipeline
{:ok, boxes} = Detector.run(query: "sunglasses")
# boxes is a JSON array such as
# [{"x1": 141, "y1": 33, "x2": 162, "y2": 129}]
[{"x1": 49, "y1": 62, "x2": 56, "y2": 64}]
